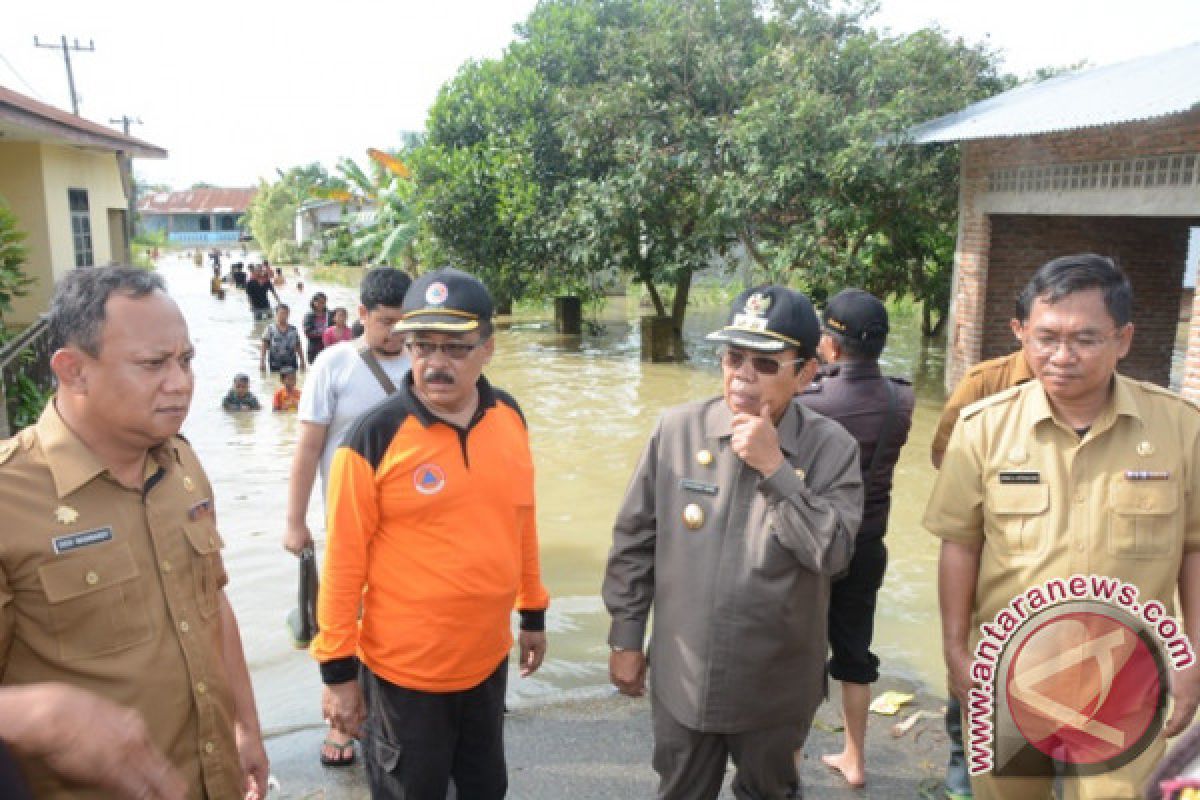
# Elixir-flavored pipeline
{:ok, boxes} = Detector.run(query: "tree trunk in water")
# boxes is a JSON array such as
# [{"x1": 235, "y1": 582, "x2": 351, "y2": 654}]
[
  {"x1": 642, "y1": 278, "x2": 667, "y2": 318},
  {"x1": 554, "y1": 296, "x2": 582, "y2": 335}
]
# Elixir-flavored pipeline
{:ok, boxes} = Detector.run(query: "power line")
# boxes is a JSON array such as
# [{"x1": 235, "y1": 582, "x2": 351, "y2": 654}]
[
  {"x1": 33, "y1": 35, "x2": 94, "y2": 115},
  {"x1": 0, "y1": 49, "x2": 45, "y2": 100}
]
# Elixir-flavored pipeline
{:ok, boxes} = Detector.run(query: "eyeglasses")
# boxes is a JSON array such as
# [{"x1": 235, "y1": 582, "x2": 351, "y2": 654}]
[
  {"x1": 1027, "y1": 329, "x2": 1121, "y2": 358},
  {"x1": 721, "y1": 348, "x2": 805, "y2": 376},
  {"x1": 405, "y1": 339, "x2": 483, "y2": 360}
]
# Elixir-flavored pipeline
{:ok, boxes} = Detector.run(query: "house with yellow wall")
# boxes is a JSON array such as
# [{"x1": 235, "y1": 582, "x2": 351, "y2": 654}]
[{"x1": 0, "y1": 83, "x2": 166, "y2": 326}]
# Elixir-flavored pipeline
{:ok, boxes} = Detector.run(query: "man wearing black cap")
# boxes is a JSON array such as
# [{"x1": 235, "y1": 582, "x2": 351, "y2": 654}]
[
  {"x1": 797, "y1": 288, "x2": 915, "y2": 788},
  {"x1": 312, "y1": 267, "x2": 550, "y2": 799},
  {"x1": 604, "y1": 285, "x2": 863, "y2": 799}
]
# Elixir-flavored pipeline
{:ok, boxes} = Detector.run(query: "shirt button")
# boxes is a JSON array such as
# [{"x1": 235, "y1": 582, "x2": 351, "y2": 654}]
[
  {"x1": 161, "y1": 560, "x2": 172, "y2": 573},
  {"x1": 179, "y1": 620, "x2": 190, "y2": 633},
  {"x1": 84, "y1": 571, "x2": 99, "y2": 585},
  {"x1": 1076, "y1": 542, "x2": 1085, "y2": 552},
  {"x1": 204, "y1": 741, "x2": 215, "y2": 754},
  {"x1": 1074, "y1": 492, "x2": 1086, "y2": 504},
  {"x1": 196, "y1": 681, "x2": 207, "y2": 694},
  {"x1": 1139, "y1": 497, "x2": 1152, "y2": 510}
]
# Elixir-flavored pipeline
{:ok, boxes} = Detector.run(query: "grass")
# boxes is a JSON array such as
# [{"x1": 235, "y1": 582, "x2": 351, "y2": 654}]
[{"x1": 308, "y1": 265, "x2": 365, "y2": 288}]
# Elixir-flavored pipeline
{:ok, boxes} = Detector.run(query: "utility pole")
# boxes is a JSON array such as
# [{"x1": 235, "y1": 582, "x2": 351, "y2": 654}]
[
  {"x1": 109, "y1": 115, "x2": 141, "y2": 136},
  {"x1": 33, "y1": 35, "x2": 95, "y2": 115},
  {"x1": 109, "y1": 115, "x2": 143, "y2": 258}
]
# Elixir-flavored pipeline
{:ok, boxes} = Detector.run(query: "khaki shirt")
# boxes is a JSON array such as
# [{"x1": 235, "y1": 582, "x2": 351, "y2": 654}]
[
  {"x1": 924, "y1": 375, "x2": 1200, "y2": 631},
  {"x1": 604, "y1": 397, "x2": 862, "y2": 733},
  {"x1": 0, "y1": 402, "x2": 240, "y2": 799},
  {"x1": 930, "y1": 350, "x2": 1034, "y2": 463}
]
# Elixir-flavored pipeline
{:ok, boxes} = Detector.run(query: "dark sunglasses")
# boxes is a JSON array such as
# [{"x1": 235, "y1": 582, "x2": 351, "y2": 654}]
[
  {"x1": 405, "y1": 339, "x2": 482, "y2": 360},
  {"x1": 721, "y1": 348, "x2": 806, "y2": 376}
]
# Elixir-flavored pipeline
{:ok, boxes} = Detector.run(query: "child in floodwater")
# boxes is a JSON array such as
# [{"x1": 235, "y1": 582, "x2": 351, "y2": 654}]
[
  {"x1": 222, "y1": 373, "x2": 261, "y2": 411},
  {"x1": 272, "y1": 367, "x2": 302, "y2": 412}
]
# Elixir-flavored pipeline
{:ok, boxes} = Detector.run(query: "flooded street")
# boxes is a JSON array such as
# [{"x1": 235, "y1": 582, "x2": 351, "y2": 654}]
[{"x1": 165, "y1": 254, "x2": 951, "y2": 741}]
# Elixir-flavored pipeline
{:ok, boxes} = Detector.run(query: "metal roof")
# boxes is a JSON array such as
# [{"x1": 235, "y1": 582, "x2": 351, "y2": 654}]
[
  {"x1": 908, "y1": 41, "x2": 1200, "y2": 144},
  {"x1": 138, "y1": 188, "x2": 257, "y2": 215},
  {"x1": 0, "y1": 84, "x2": 166, "y2": 158}
]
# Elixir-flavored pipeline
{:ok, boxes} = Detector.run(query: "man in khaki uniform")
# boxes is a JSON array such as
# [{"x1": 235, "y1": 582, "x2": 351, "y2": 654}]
[
  {"x1": 930, "y1": 350, "x2": 1033, "y2": 469},
  {"x1": 0, "y1": 267, "x2": 268, "y2": 799},
  {"x1": 925, "y1": 254, "x2": 1200, "y2": 799}
]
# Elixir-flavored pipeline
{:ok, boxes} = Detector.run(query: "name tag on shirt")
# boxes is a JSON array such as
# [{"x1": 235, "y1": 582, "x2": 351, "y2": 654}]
[
  {"x1": 680, "y1": 479, "x2": 719, "y2": 496},
  {"x1": 53, "y1": 526, "x2": 114, "y2": 554},
  {"x1": 1124, "y1": 471, "x2": 1170, "y2": 481},
  {"x1": 998, "y1": 471, "x2": 1040, "y2": 485}
]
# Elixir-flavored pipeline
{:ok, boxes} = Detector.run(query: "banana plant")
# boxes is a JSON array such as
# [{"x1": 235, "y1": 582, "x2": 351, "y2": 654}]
[{"x1": 312, "y1": 147, "x2": 419, "y2": 268}]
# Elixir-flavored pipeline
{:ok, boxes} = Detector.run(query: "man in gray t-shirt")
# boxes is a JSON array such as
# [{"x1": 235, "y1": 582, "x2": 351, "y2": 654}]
[
  {"x1": 284, "y1": 268, "x2": 411, "y2": 550},
  {"x1": 283, "y1": 267, "x2": 410, "y2": 768}
]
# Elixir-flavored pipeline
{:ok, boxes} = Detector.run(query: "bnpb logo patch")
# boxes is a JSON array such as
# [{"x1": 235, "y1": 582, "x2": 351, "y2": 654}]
[
  {"x1": 413, "y1": 464, "x2": 446, "y2": 495},
  {"x1": 425, "y1": 282, "x2": 449, "y2": 306}
]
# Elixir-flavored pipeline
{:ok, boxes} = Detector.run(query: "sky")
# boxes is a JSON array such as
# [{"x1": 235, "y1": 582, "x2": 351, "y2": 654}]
[{"x1": 2, "y1": 0, "x2": 1198, "y2": 189}]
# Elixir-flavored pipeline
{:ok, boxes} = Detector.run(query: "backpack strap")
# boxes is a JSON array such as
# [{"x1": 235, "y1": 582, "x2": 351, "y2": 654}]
[{"x1": 357, "y1": 340, "x2": 399, "y2": 396}]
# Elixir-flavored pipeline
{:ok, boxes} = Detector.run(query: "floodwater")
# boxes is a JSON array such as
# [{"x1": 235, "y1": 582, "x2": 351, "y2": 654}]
[{"x1": 165, "y1": 253, "x2": 952, "y2": 741}]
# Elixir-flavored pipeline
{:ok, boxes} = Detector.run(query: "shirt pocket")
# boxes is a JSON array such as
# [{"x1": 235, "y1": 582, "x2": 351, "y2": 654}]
[
  {"x1": 183, "y1": 521, "x2": 225, "y2": 619},
  {"x1": 37, "y1": 542, "x2": 153, "y2": 661},
  {"x1": 985, "y1": 483, "x2": 1050, "y2": 558},
  {"x1": 1108, "y1": 477, "x2": 1178, "y2": 558}
]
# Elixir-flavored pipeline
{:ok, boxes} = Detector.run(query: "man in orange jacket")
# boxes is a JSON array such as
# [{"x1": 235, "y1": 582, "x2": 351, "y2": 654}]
[{"x1": 311, "y1": 267, "x2": 549, "y2": 800}]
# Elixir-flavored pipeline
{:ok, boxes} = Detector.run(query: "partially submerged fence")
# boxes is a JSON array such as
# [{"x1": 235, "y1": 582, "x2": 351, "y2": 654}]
[{"x1": 0, "y1": 316, "x2": 53, "y2": 438}]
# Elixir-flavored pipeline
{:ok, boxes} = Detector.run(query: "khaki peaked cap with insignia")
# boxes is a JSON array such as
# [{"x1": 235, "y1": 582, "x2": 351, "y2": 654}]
[{"x1": 706, "y1": 285, "x2": 820, "y2": 355}]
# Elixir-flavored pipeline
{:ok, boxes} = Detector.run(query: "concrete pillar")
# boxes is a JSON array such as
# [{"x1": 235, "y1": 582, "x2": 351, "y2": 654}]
[{"x1": 1183, "y1": 290, "x2": 1200, "y2": 403}]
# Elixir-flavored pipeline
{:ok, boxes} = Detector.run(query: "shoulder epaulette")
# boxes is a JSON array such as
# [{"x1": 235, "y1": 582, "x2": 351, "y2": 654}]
[
  {"x1": 1137, "y1": 379, "x2": 1200, "y2": 413},
  {"x1": 960, "y1": 382, "x2": 1024, "y2": 420},
  {"x1": 0, "y1": 428, "x2": 35, "y2": 468},
  {"x1": 0, "y1": 437, "x2": 17, "y2": 467}
]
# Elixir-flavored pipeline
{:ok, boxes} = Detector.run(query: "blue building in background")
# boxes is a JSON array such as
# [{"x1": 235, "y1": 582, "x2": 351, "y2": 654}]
[{"x1": 138, "y1": 187, "x2": 256, "y2": 245}]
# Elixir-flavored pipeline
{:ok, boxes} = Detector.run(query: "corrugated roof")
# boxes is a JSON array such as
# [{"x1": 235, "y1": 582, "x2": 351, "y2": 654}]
[
  {"x1": 0, "y1": 84, "x2": 167, "y2": 158},
  {"x1": 138, "y1": 188, "x2": 257, "y2": 215},
  {"x1": 908, "y1": 41, "x2": 1200, "y2": 144}
]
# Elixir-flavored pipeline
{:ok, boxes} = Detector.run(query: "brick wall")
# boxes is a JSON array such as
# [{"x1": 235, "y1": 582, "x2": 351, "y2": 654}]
[
  {"x1": 946, "y1": 108, "x2": 1200, "y2": 391},
  {"x1": 985, "y1": 215, "x2": 1193, "y2": 386}
]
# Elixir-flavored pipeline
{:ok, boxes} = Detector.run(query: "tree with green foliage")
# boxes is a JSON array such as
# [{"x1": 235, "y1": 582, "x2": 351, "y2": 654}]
[
  {"x1": 413, "y1": 0, "x2": 1014, "y2": 347},
  {"x1": 0, "y1": 200, "x2": 34, "y2": 325},
  {"x1": 240, "y1": 163, "x2": 332, "y2": 260},
  {"x1": 716, "y1": 3, "x2": 1013, "y2": 335}
]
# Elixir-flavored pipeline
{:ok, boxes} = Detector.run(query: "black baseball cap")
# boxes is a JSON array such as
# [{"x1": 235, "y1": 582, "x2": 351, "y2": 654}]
[
  {"x1": 395, "y1": 267, "x2": 494, "y2": 333},
  {"x1": 706, "y1": 286, "x2": 820, "y2": 355},
  {"x1": 823, "y1": 288, "x2": 888, "y2": 344}
]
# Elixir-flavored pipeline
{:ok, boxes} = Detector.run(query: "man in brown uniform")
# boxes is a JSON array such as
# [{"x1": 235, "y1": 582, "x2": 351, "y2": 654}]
[
  {"x1": 604, "y1": 285, "x2": 863, "y2": 799},
  {"x1": 0, "y1": 267, "x2": 268, "y2": 799}
]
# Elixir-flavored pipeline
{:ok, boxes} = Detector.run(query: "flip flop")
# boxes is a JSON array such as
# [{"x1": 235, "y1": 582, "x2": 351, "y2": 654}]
[{"x1": 319, "y1": 738, "x2": 356, "y2": 768}]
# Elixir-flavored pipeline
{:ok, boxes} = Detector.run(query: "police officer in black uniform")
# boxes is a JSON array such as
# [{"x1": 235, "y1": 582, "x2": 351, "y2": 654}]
[{"x1": 797, "y1": 288, "x2": 915, "y2": 788}]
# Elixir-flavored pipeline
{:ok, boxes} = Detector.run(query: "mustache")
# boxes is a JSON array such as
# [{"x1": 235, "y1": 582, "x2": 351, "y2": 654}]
[{"x1": 423, "y1": 369, "x2": 455, "y2": 385}]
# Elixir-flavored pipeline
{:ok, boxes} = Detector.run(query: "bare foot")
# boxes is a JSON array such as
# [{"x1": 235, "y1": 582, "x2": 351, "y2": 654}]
[{"x1": 821, "y1": 751, "x2": 866, "y2": 788}]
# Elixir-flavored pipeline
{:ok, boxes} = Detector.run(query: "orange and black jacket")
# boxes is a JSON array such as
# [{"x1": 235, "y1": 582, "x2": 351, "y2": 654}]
[{"x1": 311, "y1": 373, "x2": 549, "y2": 691}]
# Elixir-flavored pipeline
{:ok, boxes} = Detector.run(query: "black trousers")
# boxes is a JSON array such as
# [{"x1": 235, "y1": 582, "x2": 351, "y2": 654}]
[
  {"x1": 361, "y1": 660, "x2": 508, "y2": 800},
  {"x1": 826, "y1": 538, "x2": 887, "y2": 684}
]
